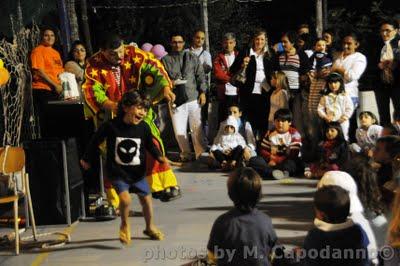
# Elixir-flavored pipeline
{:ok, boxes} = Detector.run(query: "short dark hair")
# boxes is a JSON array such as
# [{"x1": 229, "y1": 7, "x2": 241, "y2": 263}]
[
  {"x1": 380, "y1": 18, "x2": 399, "y2": 29},
  {"x1": 325, "y1": 72, "x2": 345, "y2": 94},
  {"x1": 170, "y1": 32, "x2": 185, "y2": 41},
  {"x1": 117, "y1": 91, "x2": 151, "y2": 117},
  {"x1": 377, "y1": 135, "x2": 400, "y2": 158},
  {"x1": 228, "y1": 167, "x2": 262, "y2": 212},
  {"x1": 40, "y1": 26, "x2": 56, "y2": 40},
  {"x1": 99, "y1": 32, "x2": 123, "y2": 50},
  {"x1": 274, "y1": 108, "x2": 292, "y2": 122},
  {"x1": 314, "y1": 185, "x2": 350, "y2": 224},
  {"x1": 359, "y1": 111, "x2": 379, "y2": 125}
]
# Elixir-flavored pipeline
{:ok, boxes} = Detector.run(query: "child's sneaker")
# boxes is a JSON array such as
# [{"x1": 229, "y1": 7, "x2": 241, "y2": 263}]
[
  {"x1": 304, "y1": 167, "x2": 312, "y2": 179},
  {"x1": 272, "y1": 170, "x2": 289, "y2": 180},
  {"x1": 143, "y1": 227, "x2": 164, "y2": 240}
]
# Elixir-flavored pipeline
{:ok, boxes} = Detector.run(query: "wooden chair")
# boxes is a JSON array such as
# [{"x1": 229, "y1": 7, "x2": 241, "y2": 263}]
[{"x1": 0, "y1": 146, "x2": 37, "y2": 255}]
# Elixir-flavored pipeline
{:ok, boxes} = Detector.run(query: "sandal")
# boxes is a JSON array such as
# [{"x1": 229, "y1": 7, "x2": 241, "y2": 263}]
[
  {"x1": 143, "y1": 227, "x2": 164, "y2": 240},
  {"x1": 119, "y1": 226, "x2": 131, "y2": 245}
]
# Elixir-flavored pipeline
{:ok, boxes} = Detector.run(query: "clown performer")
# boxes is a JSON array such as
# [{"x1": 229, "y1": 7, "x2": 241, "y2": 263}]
[{"x1": 82, "y1": 33, "x2": 182, "y2": 207}]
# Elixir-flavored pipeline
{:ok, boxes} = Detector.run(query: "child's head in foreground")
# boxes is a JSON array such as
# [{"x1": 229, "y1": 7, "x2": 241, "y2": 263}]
[
  {"x1": 228, "y1": 167, "x2": 262, "y2": 212},
  {"x1": 314, "y1": 185, "x2": 350, "y2": 224}
]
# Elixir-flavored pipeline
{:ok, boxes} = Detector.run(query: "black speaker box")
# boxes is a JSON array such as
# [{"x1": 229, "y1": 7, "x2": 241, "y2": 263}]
[{"x1": 24, "y1": 138, "x2": 85, "y2": 225}]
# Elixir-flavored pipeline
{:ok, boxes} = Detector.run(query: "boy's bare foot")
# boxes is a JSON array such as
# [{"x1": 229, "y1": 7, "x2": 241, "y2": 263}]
[
  {"x1": 143, "y1": 226, "x2": 164, "y2": 240},
  {"x1": 119, "y1": 224, "x2": 131, "y2": 245}
]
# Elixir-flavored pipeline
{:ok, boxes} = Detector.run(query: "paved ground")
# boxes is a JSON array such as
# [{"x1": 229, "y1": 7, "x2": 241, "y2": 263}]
[{"x1": 0, "y1": 162, "x2": 317, "y2": 266}]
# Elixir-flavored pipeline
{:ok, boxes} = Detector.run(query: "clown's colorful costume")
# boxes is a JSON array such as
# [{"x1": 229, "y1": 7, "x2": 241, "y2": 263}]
[{"x1": 82, "y1": 45, "x2": 180, "y2": 202}]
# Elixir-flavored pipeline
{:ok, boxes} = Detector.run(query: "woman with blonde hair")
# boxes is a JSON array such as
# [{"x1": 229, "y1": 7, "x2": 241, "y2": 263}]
[{"x1": 230, "y1": 29, "x2": 274, "y2": 138}]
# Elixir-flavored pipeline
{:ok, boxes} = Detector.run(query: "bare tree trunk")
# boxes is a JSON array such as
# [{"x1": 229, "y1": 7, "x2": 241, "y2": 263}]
[
  {"x1": 80, "y1": 0, "x2": 93, "y2": 54},
  {"x1": 66, "y1": 0, "x2": 80, "y2": 41},
  {"x1": 316, "y1": 0, "x2": 323, "y2": 37}
]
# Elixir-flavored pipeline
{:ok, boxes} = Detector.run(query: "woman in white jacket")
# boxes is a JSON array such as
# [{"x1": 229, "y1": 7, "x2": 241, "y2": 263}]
[
  {"x1": 318, "y1": 72, "x2": 354, "y2": 140},
  {"x1": 210, "y1": 116, "x2": 246, "y2": 170}
]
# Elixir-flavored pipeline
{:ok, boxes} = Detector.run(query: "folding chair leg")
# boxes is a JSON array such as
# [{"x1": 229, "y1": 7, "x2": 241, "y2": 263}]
[
  {"x1": 13, "y1": 199, "x2": 19, "y2": 255},
  {"x1": 25, "y1": 173, "x2": 37, "y2": 240}
]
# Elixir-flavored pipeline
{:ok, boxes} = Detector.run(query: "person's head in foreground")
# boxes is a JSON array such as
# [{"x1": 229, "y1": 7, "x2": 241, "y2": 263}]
[
  {"x1": 314, "y1": 185, "x2": 350, "y2": 224},
  {"x1": 228, "y1": 167, "x2": 262, "y2": 212},
  {"x1": 318, "y1": 170, "x2": 364, "y2": 215}
]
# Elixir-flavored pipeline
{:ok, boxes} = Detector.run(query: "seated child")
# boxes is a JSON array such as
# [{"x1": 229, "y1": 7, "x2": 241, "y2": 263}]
[
  {"x1": 80, "y1": 91, "x2": 165, "y2": 245},
  {"x1": 207, "y1": 167, "x2": 277, "y2": 265},
  {"x1": 305, "y1": 122, "x2": 349, "y2": 179},
  {"x1": 250, "y1": 108, "x2": 302, "y2": 179},
  {"x1": 350, "y1": 111, "x2": 383, "y2": 157},
  {"x1": 302, "y1": 185, "x2": 370, "y2": 266},
  {"x1": 318, "y1": 171, "x2": 378, "y2": 265},
  {"x1": 217, "y1": 104, "x2": 257, "y2": 161},
  {"x1": 210, "y1": 116, "x2": 246, "y2": 170}
]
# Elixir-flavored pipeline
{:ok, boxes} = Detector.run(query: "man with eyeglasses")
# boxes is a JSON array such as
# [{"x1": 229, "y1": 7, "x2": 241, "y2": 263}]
[
  {"x1": 161, "y1": 33, "x2": 207, "y2": 162},
  {"x1": 375, "y1": 19, "x2": 400, "y2": 126}
]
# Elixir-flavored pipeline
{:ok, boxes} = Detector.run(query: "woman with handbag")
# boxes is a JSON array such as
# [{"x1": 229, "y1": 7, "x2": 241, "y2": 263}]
[{"x1": 230, "y1": 29, "x2": 275, "y2": 139}]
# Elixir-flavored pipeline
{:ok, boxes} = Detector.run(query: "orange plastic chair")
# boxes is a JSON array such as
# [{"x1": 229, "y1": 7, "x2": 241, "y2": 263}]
[{"x1": 0, "y1": 146, "x2": 37, "y2": 255}]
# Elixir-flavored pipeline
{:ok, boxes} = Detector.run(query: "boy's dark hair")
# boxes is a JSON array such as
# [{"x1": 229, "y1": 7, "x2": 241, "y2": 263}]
[
  {"x1": 228, "y1": 167, "x2": 262, "y2": 212},
  {"x1": 99, "y1": 32, "x2": 123, "y2": 50},
  {"x1": 376, "y1": 135, "x2": 400, "y2": 158},
  {"x1": 380, "y1": 18, "x2": 399, "y2": 29},
  {"x1": 324, "y1": 72, "x2": 345, "y2": 94},
  {"x1": 170, "y1": 32, "x2": 185, "y2": 41},
  {"x1": 274, "y1": 108, "x2": 292, "y2": 122},
  {"x1": 359, "y1": 111, "x2": 379, "y2": 125},
  {"x1": 324, "y1": 121, "x2": 346, "y2": 142},
  {"x1": 314, "y1": 185, "x2": 350, "y2": 224},
  {"x1": 117, "y1": 91, "x2": 151, "y2": 117}
]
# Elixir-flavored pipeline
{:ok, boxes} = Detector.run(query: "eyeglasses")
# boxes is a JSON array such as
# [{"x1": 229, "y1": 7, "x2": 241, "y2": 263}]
[
  {"x1": 74, "y1": 48, "x2": 86, "y2": 52},
  {"x1": 172, "y1": 41, "x2": 184, "y2": 44}
]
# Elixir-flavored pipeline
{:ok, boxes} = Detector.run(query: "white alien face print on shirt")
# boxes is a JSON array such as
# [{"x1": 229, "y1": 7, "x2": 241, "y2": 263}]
[{"x1": 115, "y1": 137, "x2": 141, "y2": 166}]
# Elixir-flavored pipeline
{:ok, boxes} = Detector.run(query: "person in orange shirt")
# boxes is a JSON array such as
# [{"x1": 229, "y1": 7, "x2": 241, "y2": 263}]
[{"x1": 31, "y1": 27, "x2": 64, "y2": 136}]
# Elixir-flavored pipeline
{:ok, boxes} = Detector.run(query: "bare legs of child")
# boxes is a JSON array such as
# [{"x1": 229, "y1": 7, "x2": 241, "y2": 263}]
[{"x1": 118, "y1": 192, "x2": 164, "y2": 245}]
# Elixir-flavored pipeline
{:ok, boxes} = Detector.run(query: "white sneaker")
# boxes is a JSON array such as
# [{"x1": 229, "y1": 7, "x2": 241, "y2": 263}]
[{"x1": 272, "y1": 170, "x2": 290, "y2": 180}]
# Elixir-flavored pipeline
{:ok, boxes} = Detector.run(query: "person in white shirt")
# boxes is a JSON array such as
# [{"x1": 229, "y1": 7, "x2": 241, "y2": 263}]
[
  {"x1": 210, "y1": 116, "x2": 246, "y2": 170},
  {"x1": 318, "y1": 72, "x2": 354, "y2": 140},
  {"x1": 213, "y1": 32, "x2": 239, "y2": 123},
  {"x1": 375, "y1": 19, "x2": 400, "y2": 126},
  {"x1": 332, "y1": 33, "x2": 367, "y2": 142},
  {"x1": 229, "y1": 29, "x2": 274, "y2": 138},
  {"x1": 350, "y1": 111, "x2": 383, "y2": 156}
]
